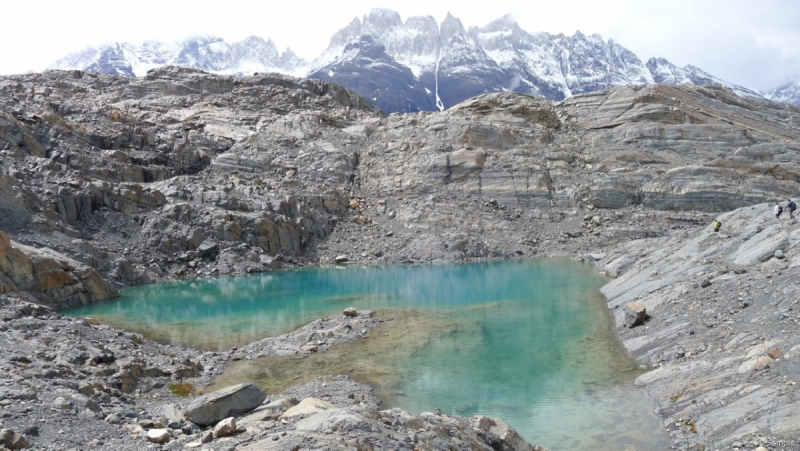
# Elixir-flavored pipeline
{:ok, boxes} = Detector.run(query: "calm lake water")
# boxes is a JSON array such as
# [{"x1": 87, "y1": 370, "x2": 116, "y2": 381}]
[{"x1": 65, "y1": 259, "x2": 669, "y2": 450}]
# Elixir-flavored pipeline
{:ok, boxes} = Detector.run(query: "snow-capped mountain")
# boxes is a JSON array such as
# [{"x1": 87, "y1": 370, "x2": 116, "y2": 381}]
[
  {"x1": 646, "y1": 58, "x2": 761, "y2": 99},
  {"x1": 49, "y1": 36, "x2": 305, "y2": 78},
  {"x1": 48, "y1": 9, "x2": 766, "y2": 113},
  {"x1": 309, "y1": 9, "x2": 761, "y2": 112},
  {"x1": 764, "y1": 77, "x2": 800, "y2": 106}
]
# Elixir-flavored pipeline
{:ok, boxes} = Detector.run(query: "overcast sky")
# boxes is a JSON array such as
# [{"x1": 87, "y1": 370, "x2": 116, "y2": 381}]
[{"x1": 2, "y1": 0, "x2": 798, "y2": 92}]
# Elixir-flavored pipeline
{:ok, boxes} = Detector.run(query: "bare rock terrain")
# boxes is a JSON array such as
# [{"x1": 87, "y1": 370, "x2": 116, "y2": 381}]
[{"x1": 1, "y1": 67, "x2": 800, "y2": 450}]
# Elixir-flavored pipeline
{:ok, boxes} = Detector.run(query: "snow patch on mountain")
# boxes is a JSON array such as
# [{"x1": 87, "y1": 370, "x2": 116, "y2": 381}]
[{"x1": 764, "y1": 77, "x2": 800, "y2": 106}]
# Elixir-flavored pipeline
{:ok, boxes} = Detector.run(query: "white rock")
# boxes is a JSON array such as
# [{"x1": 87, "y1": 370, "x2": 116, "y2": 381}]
[
  {"x1": 213, "y1": 417, "x2": 236, "y2": 438},
  {"x1": 147, "y1": 429, "x2": 171, "y2": 444},
  {"x1": 281, "y1": 397, "x2": 336, "y2": 418}
]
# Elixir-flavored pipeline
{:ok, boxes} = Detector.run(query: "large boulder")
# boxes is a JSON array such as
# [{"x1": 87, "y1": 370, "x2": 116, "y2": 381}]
[{"x1": 185, "y1": 383, "x2": 266, "y2": 426}]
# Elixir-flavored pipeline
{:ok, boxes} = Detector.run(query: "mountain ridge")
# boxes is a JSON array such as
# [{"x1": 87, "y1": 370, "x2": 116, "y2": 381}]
[{"x1": 48, "y1": 8, "x2": 771, "y2": 112}]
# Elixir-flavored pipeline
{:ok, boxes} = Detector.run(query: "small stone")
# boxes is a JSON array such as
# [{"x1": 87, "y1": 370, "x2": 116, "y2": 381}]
[
  {"x1": 104, "y1": 413, "x2": 121, "y2": 424},
  {"x1": 700, "y1": 278, "x2": 711, "y2": 288},
  {"x1": 200, "y1": 430, "x2": 213, "y2": 443},
  {"x1": 768, "y1": 348, "x2": 783, "y2": 359},
  {"x1": 138, "y1": 419, "x2": 155, "y2": 429},
  {"x1": 343, "y1": 307, "x2": 358, "y2": 317},
  {"x1": 53, "y1": 397, "x2": 71, "y2": 410},
  {"x1": 147, "y1": 429, "x2": 171, "y2": 444},
  {"x1": 775, "y1": 250, "x2": 785, "y2": 259},
  {"x1": 213, "y1": 417, "x2": 236, "y2": 438},
  {"x1": 349, "y1": 199, "x2": 359, "y2": 209},
  {"x1": 335, "y1": 255, "x2": 349, "y2": 264}
]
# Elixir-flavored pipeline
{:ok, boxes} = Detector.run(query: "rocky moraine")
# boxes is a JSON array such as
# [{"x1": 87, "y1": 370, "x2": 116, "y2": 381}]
[{"x1": 0, "y1": 66, "x2": 799, "y2": 450}]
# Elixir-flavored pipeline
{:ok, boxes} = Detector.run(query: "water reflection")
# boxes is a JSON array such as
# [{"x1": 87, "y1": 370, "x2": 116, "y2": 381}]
[{"x1": 65, "y1": 259, "x2": 670, "y2": 450}]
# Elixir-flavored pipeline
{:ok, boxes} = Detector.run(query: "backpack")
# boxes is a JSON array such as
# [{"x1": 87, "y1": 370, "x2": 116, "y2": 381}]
[{"x1": 789, "y1": 201, "x2": 796, "y2": 211}]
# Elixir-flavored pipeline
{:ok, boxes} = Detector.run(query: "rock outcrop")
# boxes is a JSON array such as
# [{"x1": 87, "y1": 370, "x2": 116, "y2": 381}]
[
  {"x1": 597, "y1": 204, "x2": 800, "y2": 449},
  {"x1": 0, "y1": 230, "x2": 116, "y2": 306},
  {"x1": 1, "y1": 69, "x2": 798, "y2": 294}
]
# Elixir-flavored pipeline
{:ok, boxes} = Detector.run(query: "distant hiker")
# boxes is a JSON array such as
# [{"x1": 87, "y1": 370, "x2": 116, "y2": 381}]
[
  {"x1": 775, "y1": 203, "x2": 783, "y2": 219},
  {"x1": 787, "y1": 199, "x2": 797, "y2": 219},
  {"x1": 713, "y1": 220, "x2": 721, "y2": 232}
]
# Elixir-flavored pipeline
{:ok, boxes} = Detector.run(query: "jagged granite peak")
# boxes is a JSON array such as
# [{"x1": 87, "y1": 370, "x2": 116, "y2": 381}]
[
  {"x1": 279, "y1": 48, "x2": 305, "y2": 72},
  {"x1": 557, "y1": 30, "x2": 653, "y2": 95},
  {"x1": 309, "y1": 35, "x2": 436, "y2": 113},
  {"x1": 437, "y1": 24, "x2": 508, "y2": 109},
  {"x1": 84, "y1": 44, "x2": 136, "y2": 78},
  {"x1": 315, "y1": 9, "x2": 440, "y2": 78},
  {"x1": 472, "y1": 17, "x2": 567, "y2": 98},
  {"x1": 49, "y1": 35, "x2": 307, "y2": 77},
  {"x1": 440, "y1": 12, "x2": 467, "y2": 44},
  {"x1": 765, "y1": 76, "x2": 800, "y2": 106}
]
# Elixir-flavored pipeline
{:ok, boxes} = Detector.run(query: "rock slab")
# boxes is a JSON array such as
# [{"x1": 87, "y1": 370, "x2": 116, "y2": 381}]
[{"x1": 185, "y1": 382, "x2": 267, "y2": 426}]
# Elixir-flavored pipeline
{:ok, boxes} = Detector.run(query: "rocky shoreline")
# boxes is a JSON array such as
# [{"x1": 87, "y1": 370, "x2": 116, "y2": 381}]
[
  {"x1": 2, "y1": 67, "x2": 800, "y2": 449},
  {"x1": 0, "y1": 293, "x2": 550, "y2": 450}
]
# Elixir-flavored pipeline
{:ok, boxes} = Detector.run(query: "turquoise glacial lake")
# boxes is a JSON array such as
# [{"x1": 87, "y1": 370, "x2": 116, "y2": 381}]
[{"x1": 65, "y1": 259, "x2": 669, "y2": 450}]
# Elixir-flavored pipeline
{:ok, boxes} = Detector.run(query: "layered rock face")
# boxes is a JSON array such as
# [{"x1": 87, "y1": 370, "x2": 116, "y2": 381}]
[
  {"x1": 0, "y1": 68, "x2": 799, "y2": 295},
  {"x1": 598, "y1": 204, "x2": 800, "y2": 449}
]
